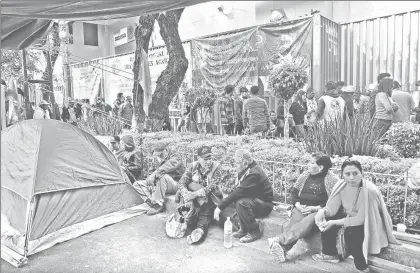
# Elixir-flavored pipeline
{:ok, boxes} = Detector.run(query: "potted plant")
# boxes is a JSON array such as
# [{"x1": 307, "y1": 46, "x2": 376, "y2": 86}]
[
  {"x1": 268, "y1": 57, "x2": 309, "y2": 138},
  {"x1": 182, "y1": 86, "x2": 217, "y2": 137}
]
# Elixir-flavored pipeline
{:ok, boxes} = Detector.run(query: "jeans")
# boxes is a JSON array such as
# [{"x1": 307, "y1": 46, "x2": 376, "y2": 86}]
[
  {"x1": 276, "y1": 208, "x2": 317, "y2": 251},
  {"x1": 187, "y1": 200, "x2": 217, "y2": 242},
  {"x1": 133, "y1": 175, "x2": 179, "y2": 205},
  {"x1": 235, "y1": 198, "x2": 273, "y2": 232},
  {"x1": 374, "y1": 118, "x2": 392, "y2": 138},
  {"x1": 321, "y1": 223, "x2": 368, "y2": 271}
]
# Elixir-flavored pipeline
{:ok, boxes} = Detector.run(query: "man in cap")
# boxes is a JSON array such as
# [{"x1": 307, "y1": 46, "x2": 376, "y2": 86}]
[
  {"x1": 119, "y1": 96, "x2": 133, "y2": 129},
  {"x1": 120, "y1": 135, "x2": 144, "y2": 184},
  {"x1": 109, "y1": 136, "x2": 124, "y2": 161},
  {"x1": 219, "y1": 85, "x2": 235, "y2": 135},
  {"x1": 33, "y1": 100, "x2": 51, "y2": 120},
  {"x1": 340, "y1": 85, "x2": 355, "y2": 118},
  {"x1": 178, "y1": 146, "x2": 223, "y2": 244},
  {"x1": 132, "y1": 142, "x2": 185, "y2": 216},
  {"x1": 214, "y1": 149, "x2": 274, "y2": 243}
]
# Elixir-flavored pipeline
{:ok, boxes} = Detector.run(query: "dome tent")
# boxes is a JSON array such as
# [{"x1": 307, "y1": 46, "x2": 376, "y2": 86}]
[{"x1": 1, "y1": 119, "x2": 147, "y2": 266}]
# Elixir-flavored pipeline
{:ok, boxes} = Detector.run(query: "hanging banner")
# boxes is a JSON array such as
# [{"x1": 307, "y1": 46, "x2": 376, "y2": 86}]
[
  {"x1": 257, "y1": 17, "x2": 313, "y2": 96},
  {"x1": 70, "y1": 60, "x2": 102, "y2": 102},
  {"x1": 102, "y1": 53, "x2": 135, "y2": 105},
  {"x1": 102, "y1": 42, "x2": 192, "y2": 106},
  {"x1": 191, "y1": 28, "x2": 259, "y2": 91}
]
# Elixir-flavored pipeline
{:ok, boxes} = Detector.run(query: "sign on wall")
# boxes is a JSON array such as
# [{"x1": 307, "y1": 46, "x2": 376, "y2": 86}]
[{"x1": 113, "y1": 25, "x2": 135, "y2": 48}]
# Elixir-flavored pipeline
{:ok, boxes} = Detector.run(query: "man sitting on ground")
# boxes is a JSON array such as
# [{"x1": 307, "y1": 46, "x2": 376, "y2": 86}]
[
  {"x1": 178, "y1": 146, "x2": 223, "y2": 245},
  {"x1": 120, "y1": 135, "x2": 144, "y2": 184},
  {"x1": 214, "y1": 149, "x2": 274, "y2": 243},
  {"x1": 109, "y1": 135, "x2": 124, "y2": 162},
  {"x1": 133, "y1": 142, "x2": 185, "y2": 215}
]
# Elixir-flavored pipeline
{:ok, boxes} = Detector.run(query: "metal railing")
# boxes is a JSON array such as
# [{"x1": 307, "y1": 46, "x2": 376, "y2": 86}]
[{"x1": 143, "y1": 149, "x2": 416, "y2": 229}]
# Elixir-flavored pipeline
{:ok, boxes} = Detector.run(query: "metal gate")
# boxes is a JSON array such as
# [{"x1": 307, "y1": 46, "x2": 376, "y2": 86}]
[{"x1": 340, "y1": 10, "x2": 420, "y2": 92}]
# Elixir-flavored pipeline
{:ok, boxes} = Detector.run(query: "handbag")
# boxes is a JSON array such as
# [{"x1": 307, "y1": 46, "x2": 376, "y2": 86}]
[
  {"x1": 165, "y1": 211, "x2": 187, "y2": 239},
  {"x1": 336, "y1": 187, "x2": 361, "y2": 260}
]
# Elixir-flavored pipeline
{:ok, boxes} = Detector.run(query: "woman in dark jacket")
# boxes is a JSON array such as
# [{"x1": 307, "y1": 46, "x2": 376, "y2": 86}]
[
  {"x1": 289, "y1": 90, "x2": 308, "y2": 125},
  {"x1": 268, "y1": 152, "x2": 339, "y2": 263}
]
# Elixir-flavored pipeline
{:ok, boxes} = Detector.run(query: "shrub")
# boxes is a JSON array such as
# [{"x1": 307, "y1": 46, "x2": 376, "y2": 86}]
[
  {"x1": 94, "y1": 131, "x2": 418, "y2": 230},
  {"x1": 77, "y1": 115, "x2": 124, "y2": 136},
  {"x1": 386, "y1": 122, "x2": 420, "y2": 158},
  {"x1": 302, "y1": 112, "x2": 384, "y2": 157}
]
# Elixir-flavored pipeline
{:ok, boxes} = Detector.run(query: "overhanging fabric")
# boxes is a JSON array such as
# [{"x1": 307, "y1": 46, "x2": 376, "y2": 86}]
[{"x1": 1, "y1": 0, "x2": 208, "y2": 50}]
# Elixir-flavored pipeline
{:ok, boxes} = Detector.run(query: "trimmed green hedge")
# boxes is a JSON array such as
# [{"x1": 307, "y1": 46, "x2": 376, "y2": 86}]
[{"x1": 109, "y1": 132, "x2": 420, "y2": 230}]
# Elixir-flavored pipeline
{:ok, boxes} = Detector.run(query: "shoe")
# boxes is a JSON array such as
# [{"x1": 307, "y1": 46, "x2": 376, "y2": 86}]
[
  {"x1": 358, "y1": 268, "x2": 371, "y2": 273},
  {"x1": 312, "y1": 253, "x2": 340, "y2": 263},
  {"x1": 144, "y1": 198, "x2": 153, "y2": 207},
  {"x1": 239, "y1": 222, "x2": 262, "y2": 243},
  {"x1": 268, "y1": 238, "x2": 286, "y2": 263},
  {"x1": 233, "y1": 229, "x2": 247, "y2": 239},
  {"x1": 147, "y1": 203, "x2": 164, "y2": 216},
  {"x1": 187, "y1": 228, "x2": 204, "y2": 245}
]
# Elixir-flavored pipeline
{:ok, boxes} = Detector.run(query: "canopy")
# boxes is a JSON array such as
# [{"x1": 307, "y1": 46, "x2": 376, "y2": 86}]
[{"x1": 1, "y1": 0, "x2": 208, "y2": 49}]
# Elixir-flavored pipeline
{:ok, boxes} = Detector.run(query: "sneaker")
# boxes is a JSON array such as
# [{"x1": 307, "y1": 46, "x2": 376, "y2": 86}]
[
  {"x1": 144, "y1": 198, "x2": 153, "y2": 207},
  {"x1": 358, "y1": 268, "x2": 371, "y2": 273},
  {"x1": 268, "y1": 238, "x2": 286, "y2": 263},
  {"x1": 187, "y1": 228, "x2": 204, "y2": 245},
  {"x1": 147, "y1": 203, "x2": 164, "y2": 216},
  {"x1": 239, "y1": 222, "x2": 262, "y2": 243},
  {"x1": 233, "y1": 229, "x2": 247, "y2": 239},
  {"x1": 312, "y1": 253, "x2": 340, "y2": 263}
]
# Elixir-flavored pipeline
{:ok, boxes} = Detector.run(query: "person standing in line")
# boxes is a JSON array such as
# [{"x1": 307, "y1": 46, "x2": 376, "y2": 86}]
[
  {"x1": 305, "y1": 88, "x2": 317, "y2": 127},
  {"x1": 391, "y1": 81, "x2": 415, "y2": 123},
  {"x1": 113, "y1": 93, "x2": 125, "y2": 117},
  {"x1": 369, "y1": 73, "x2": 391, "y2": 118},
  {"x1": 315, "y1": 81, "x2": 346, "y2": 122},
  {"x1": 289, "y1": 89, "x2": 307, "y2": 137},
  {"x1": 119, "y1": 96, "x2": 134, "y2": 129},
  {"x1": 33, "y1": 100, "x2": 51, "y2": 120},
  {"x1": 234, "y1": 87, "x2": 249, "y2": 135},
  {"x1": 374, "y1": 78, "x2": 399, "y2": 137},
  {"x1": 220, "y1": 85, "x2": 235, "y2": 135},
  {"x1": 276, "y1": 101, "x2": 285, "y2": 137},
  {"x1": 340, "y1": 85, "x2": 355, "y2": 118},
  {"x1": 243, "y1": 86, "x2": 270, "y2": 135}
]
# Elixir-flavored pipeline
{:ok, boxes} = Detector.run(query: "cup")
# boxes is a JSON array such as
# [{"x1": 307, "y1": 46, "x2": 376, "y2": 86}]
[{"x1": 396, "y1": 223, "x2": 407, "y2": 233}]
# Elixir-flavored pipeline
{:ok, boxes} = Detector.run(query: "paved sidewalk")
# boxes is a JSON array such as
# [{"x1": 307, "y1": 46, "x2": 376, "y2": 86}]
[{"x1": 1, "y1": 213, "x2": 356, "y2": 273}]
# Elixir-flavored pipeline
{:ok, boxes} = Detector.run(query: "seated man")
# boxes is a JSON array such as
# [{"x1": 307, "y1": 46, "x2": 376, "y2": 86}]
[
  {"x1": 133, "y1": 142, "x2": 185, "y2": 216},
  {"x1": 178, "y1": 146, "x2": 223, "y2": 245},
  {"x1": 109, "y1": 135, "x2": 124, "y2": 162},
  {"x1": 214, "y1": 149, "x2": 274, "y2": 243},
  {"x1": 120, "y1": 135, "x2": 144, "y2": 184}
]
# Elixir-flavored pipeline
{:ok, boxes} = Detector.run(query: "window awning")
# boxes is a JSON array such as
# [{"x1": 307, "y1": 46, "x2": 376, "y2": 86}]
[{"x1": 1, "y1": 0, "x2": 209, "y2": 50}]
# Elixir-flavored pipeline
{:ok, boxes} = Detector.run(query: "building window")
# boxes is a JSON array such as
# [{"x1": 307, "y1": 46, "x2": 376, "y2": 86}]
[
  {"x1": 67, "y1": 22, "x2": 74, "y2": 44},
  {"x1": 83, "y1": 23, "x2": 98, "y2": 46}
]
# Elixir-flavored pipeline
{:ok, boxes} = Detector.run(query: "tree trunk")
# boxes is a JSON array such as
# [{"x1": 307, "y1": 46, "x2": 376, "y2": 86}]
[
  {"x1": 42, "y1": 24, "x2": 60, "y2": 104},
  {"x1": 132, "y1": 14, "x2": 157, "y2": 133},
  {"x1": 147, "y1": 9, "x2": 188, "y2": 131}
]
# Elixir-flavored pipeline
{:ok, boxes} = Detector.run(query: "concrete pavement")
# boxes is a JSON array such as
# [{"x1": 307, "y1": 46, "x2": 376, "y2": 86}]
[{"x1": 1, "y1": 213, "x2": 357, "y2": 273}]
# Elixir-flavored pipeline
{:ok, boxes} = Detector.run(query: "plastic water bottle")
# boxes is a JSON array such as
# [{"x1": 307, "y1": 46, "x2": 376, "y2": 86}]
[{"x1": 224, "y1": 217, "x2": 233, "y2": 249}]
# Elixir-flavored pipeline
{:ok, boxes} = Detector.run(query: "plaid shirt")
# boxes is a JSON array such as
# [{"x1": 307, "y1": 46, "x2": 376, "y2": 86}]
[
  {"x1": 179, "y1": 160, "x2": 221, "y2": 196},
  {"x1": 220, "y1": 95, "x2": 235, "y2": 125}
]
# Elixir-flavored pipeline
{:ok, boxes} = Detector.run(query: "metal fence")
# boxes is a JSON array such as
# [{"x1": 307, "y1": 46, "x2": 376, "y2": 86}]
[{"x1": 144, "y1": 149, "x2": 415, "y2": 229}]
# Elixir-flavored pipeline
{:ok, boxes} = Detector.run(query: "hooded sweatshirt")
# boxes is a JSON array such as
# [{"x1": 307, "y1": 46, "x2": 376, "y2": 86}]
[{"x1": 316, "y1": 89, "x2": 346, "y2": 121}]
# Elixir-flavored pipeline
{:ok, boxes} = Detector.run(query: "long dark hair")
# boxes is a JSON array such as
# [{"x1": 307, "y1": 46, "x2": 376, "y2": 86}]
[
  {"x1": 312, "y1": 152, "x2": 332, "y2": 176},
  {"x1": 341, "y1": 159, "x2": 363, "y2": 178}
]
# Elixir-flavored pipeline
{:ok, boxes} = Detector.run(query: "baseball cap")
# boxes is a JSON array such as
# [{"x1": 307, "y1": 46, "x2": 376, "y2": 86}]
[
  {"x1": 197, "y1": 146, "x2": 212, "y2": 159},
  {"x1": 110, "y1": 136, "x2": 120, "y2": 143}
]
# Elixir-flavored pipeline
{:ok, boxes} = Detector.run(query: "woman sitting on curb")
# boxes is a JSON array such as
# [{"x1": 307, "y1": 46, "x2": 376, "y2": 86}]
[
  {"x1": 312, "y1": 160, "x2": 400, "y2": 273},
  {"x1": 268, "y1": 152, "x2": 340, "y2": 262}
]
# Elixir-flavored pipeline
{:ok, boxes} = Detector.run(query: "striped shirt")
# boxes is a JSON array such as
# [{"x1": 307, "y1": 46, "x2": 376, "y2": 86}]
[{"x1": 243, "y1": 96, "x2": 270, "y2": 128}]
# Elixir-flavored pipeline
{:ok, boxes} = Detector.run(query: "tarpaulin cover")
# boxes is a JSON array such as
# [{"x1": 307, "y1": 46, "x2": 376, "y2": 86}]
[{"x1": 1, "y1": 0, "x2": 208, "y2": 49}]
